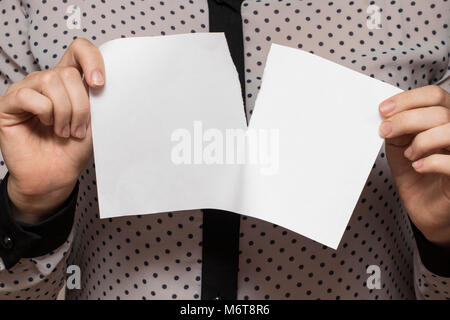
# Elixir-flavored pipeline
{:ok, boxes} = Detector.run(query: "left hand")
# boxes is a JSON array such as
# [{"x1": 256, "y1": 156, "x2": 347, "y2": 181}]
[{"x1": 379, "y1": 85, "x2": 450, "y2": 248}]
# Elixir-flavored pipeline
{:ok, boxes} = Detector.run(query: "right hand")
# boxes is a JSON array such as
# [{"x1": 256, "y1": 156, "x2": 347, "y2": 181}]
[{"x1": 0, "y1": 38, "x2": 105, "y2": 224}]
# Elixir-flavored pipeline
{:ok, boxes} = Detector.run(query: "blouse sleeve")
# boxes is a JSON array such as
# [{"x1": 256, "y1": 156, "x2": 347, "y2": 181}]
[
  {"x1": 0, "y1": 0, "x2": 75, "y2": 300},
  {"x1": 412, "y1": 69, "x2": 450, "y2": 300}
]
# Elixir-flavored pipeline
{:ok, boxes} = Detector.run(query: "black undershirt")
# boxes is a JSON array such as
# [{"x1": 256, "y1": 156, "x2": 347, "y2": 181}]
[{"x1": 201, "y1": 0, "x2": 246, "y2": 300}]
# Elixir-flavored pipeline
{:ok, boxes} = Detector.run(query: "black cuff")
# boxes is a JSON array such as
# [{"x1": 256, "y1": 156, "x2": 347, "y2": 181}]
[
  {"x1": 0, "y1": 172, "x2": 78, "y2": 270},
  {"x1": 410, "y1": 219, "x2": 450, "y2": 277}
]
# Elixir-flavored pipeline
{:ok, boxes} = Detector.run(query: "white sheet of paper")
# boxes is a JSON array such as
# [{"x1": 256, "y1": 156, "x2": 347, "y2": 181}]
[
  {"x1": 90, "y1": 33, "x2": 247, "y2": 217},
  {"x1": 90, "y1": 33, "x2": 402, "y2": 249},
  {"x1": 244, "y1": 44, "x2": 402, "y2": 249}
]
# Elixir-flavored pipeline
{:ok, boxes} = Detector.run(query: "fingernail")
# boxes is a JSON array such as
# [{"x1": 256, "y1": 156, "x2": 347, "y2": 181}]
[
  {"x1": 379, "y1": 121, "x2": 392, "y2": 137},
  {"x1": 75, "y1": 125, "x2": 86, "y2": 139},
  {"x1": 62, "y1": 125, "x2": 70, "y2": 138},
  {"x1": 404, "y1": 146, "x2": 413, "y2": 159},
  {"x1": 412, "y1": 159, "x2": 423, "y2": 169},
  {"x1": 91, "y1": 70, "x2": 104, "y2": 86},
  {"x1": 380, "y1": 101, "x2": 395, "y2": 114}
]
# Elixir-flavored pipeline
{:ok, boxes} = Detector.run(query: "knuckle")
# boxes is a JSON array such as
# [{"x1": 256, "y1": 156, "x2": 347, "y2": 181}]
[
  {"x1": 431, "y1": 106, "x2": 450, "y2": 125},
  {"x1": 70, "y1": 38, "x2": 90, "y2": 50},
  {"x1": 59, "y1": 66, "x2": 81, "y2": 82},
  {"x1": 14, "y1": 87, "x2": 31, "y2": 105},
  {"x1": 428, "y1": 85, "x2": 447, "y2": 106},
  {"x1": 412, "y1": 135, "x2": 425, "y2": 153},
  {"x1": 40, "y1": 70, "x2": 58, "y2": 86}
]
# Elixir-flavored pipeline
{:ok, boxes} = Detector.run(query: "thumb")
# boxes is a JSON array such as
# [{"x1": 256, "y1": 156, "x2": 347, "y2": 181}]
[{"x1": 57, "y1": 38, "x2": 105, "y2": 88}]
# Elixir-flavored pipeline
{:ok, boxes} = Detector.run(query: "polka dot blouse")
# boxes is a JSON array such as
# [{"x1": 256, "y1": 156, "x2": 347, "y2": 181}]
[{"x1": 0, "y1": 0, "x2": 449, "y2": 300}]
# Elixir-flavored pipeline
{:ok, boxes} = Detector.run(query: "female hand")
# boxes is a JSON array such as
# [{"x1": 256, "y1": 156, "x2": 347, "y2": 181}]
[
  {"x1": 380, "y1": 85, "x2": 450, "y2": 247},
  {"x1": 0, "y1": 38, "x2": 104, "y2": 224}
]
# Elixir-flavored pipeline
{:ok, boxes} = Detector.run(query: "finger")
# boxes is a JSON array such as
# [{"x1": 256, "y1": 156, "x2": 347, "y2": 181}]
[
  {"x1": 1, "y1": 87, "x2": 53, "y2": 125},
  {"x1": 412, "y1": 154, "x2": 450, "y2": 176},
  {"x1": 40, "y1": 71, "x2": 73, "y2": 138},
  {"x1": 405, "y1": 123, "x2": 450, "y2": 161},
  {"x1": 379, "y1": 106, "x2": 450, "y2": 139},
  {"x1": 58, "y1": 67, "x2": 90, "y2": 139},
  {"x1": 57, "y1": 38, "x2": 105, "y2": 88},
  {"x1": 379, "y1": 85, "x2": 450, "y2": 118}
]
